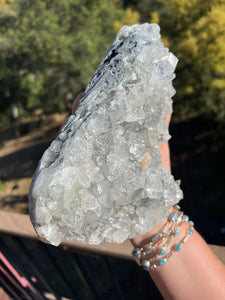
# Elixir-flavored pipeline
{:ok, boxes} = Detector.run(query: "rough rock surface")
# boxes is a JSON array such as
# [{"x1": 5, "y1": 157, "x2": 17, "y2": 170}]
[{"x1": 29, "y1": 23, "x2": 182, "y2": 246}]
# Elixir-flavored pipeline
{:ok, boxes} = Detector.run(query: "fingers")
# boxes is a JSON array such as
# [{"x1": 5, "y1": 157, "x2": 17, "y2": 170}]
[
  {"x1": 165, "y1": 114, "x2": 171, "y2": 127},
  {"x1": 72, "y1": 92, "x2": 84, "y2": 114},
  {"x1": 159, "y1": 114, "x2": 172, "y2": 174},
  {"x1": 131, "y1": 115, "x2": 173, "y2": 245},
  {"x1": 160, "y1": 142, "x2": 171, "y2": 173}
]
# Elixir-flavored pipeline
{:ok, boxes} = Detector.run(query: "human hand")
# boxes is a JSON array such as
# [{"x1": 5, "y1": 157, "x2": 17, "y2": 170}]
[
  {"x1": 63, "y1": 94, "x2": 172, "y2": 174},
  {"x1": 131, "y1": 114, "x2": 174, "y2": 247},
  {"x1": 61, "y1": 95, "x2": 174, "y2": 247}
]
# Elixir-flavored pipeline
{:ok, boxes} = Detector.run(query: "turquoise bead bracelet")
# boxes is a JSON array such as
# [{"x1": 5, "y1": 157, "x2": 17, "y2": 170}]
[
  {"x1": 132, "y1": 206, "x2": 183, "y2": 265},
  {"x1": 132, "y1": 207, "x2": 194, "y2": 271},
  {"x1": 148, "y1": 221, "x2": 194, "y2": 270}
]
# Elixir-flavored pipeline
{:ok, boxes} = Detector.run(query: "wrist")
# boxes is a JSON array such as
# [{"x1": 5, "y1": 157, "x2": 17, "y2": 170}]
[
  {"x1": 130, "y1": 206, "x2": 195, "y2": 272},
  {"x1": 130, "y1": 206, "x2": 175, "y2": 248}
]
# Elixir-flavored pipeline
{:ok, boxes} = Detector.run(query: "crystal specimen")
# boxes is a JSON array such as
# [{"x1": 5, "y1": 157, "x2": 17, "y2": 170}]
[{"x1": 29, "y1": 23, "x2": 183, "y2": 246}]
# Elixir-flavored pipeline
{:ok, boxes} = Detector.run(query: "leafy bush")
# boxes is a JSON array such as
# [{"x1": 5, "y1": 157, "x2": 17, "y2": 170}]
[
  {"x1": 0, "y1": 180, "x2": 6, "y2": 191},
  {"x1": 0, "y1": 0, "x2": 123, "y2": 124},
  {"x1": 118, "y1": 0, "x2": 225, "y2": 121}
]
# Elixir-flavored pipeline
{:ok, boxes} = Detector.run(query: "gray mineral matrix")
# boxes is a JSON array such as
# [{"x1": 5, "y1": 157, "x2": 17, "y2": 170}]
[{"x1": 29, "y1": 23, "x2": 183, "y2": 246}]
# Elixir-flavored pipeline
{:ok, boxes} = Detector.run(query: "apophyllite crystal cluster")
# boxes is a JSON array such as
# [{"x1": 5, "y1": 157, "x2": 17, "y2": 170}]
[{"x1": 29, "y1": 23, "x2": 183, "y2": 246}]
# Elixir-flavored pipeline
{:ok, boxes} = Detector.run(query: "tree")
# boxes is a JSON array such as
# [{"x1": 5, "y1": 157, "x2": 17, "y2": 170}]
[
  {"x1": 157, "y1": 0, "x2": 225, "y2": 120},
  {"x1": 0, "y1": 0, "x2": 123, "y2": 124},
  {"x1": 117, "y1": 0, "x2": 225, "y2": 121}
]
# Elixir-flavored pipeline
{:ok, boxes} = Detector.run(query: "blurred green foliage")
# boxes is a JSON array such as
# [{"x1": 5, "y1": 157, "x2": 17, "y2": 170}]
[
  {"x1": 0, "y1": 0, "x2": 225, "y2": 127},
  {"x1": 0, "y1": 0, "x2": 123, "y2": 125},
  {"x1": 118, "y1": 0, "x2": 225, "y2": 121},
  {"x1": 0, "y1": 179, "x2": 6, "y2": 191}
]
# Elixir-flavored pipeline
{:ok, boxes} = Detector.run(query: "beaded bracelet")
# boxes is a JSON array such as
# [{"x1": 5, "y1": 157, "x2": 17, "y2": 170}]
[
  {"x1": 132, "y1": 206, "x2": 194, "y2": 271},
  {"x1": 137, "y1": 210, "x2": 184, "y2": 260},
  {"x1": 132, "y1": 205, "x2": 182, "y2": 263}
]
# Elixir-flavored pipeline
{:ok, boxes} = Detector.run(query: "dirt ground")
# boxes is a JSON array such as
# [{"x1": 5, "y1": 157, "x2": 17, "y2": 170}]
[{"x1": 0, "y1": 113, "x2": 67, "y2": 213}]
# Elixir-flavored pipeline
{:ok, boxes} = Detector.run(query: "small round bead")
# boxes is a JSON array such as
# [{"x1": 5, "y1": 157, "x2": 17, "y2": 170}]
[
  {"x1": 188, "y1": 228, "x2": 194, "y2": 235},
  {"x1": 174, "y1": 229, "x2": 180, "y2": 236},
  {"x1": 183, "y1": 215, "x2": 189, "y2": 222},
  {"x1": 160, "y1": 248, "x2": 167, "y2": 256},
  {"x1": 163, "y1": 230, "x2": 171, "y2": 237},
  {"x1": 157, "y1": 259, "x2": 166, "y2": 266},
  {"x1": 177, "y1": 216, "x2": 182, "y2": 223},
  {"x1": 169, "y1": 212, "x2": 178, "y2": 221},
  {"x1": 175, "y1": 243, "x2": 183, "y2": 252},
  {"x1": 146, "y1": 245, "x2": 154, "y2": 252},
  {"x1": 132, "y1": 248, "x2": 142, "y2": 256},
  {"x1": 163, "y1": 230, "x2": 169, "y2": 237},
  {"x1": 189, "y1": 221, "x2": 194, "y2": 226},
  {"x1": 174, "y1": 205, "x2": 180, "y2": 210},
  {"x1": 142, "y1": 260, "x2": 150, "y2": 271}
]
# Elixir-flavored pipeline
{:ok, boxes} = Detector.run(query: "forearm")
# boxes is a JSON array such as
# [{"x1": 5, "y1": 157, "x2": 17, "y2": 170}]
[
  {"x1": 131, "y1": 215, "x2": 225, "y2": 300},
  {"x1": 150, "y1": 229, "x2": 225, "y2": 300}
]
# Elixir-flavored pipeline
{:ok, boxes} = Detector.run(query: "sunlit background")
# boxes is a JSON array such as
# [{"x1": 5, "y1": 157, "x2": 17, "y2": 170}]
[{"x1": 0, "y1": 0, "x2": 224, "y2": 245}]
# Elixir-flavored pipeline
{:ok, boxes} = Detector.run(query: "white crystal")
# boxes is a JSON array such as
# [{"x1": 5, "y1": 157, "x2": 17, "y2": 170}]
[{"x1": 29, "y1": 23, "x2": 182, "y2": 246}]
